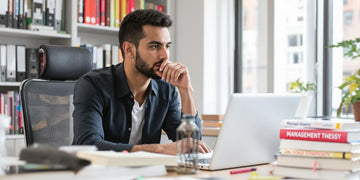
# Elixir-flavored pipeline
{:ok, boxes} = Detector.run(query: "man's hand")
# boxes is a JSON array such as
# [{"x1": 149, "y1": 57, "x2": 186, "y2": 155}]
[
  {"x1": 159, "y1": 140, "x2": 212, "y2": 155},
  {"x1": 131, "y1": 140, "x2": 212, "y2": 156},
  {"x1": 155, "y1": 61, "x2": 191, "y2": 89}
]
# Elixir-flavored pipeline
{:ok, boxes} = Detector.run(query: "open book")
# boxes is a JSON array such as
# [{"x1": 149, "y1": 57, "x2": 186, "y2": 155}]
[{"x1": 77, "y1": 151, "x2": 177, "y2": 167}]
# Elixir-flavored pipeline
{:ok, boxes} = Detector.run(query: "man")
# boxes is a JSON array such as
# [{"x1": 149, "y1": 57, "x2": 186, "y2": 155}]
[{"x1": 72, "y1": 9, "x2": 211, "y2": 155}]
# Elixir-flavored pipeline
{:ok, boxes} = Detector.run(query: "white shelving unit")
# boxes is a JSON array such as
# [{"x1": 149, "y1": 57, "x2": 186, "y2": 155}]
[{"x1": 0, "y1": 0, "x2": 175, "y2": 156}]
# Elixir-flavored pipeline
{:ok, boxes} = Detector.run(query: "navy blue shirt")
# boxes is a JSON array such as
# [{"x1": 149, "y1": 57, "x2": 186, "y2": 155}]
[{"x1": 72, "y1": 63, "x2": 202, "y2": 151}]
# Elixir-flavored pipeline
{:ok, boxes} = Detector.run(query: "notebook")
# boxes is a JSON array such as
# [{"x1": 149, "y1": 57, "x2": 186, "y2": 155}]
[{"x1": 199, "y1": 93, "x2": 301, "y2": 170}]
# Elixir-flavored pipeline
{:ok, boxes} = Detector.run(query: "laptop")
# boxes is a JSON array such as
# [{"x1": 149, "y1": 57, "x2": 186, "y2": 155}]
[{"x1": 199, "y1": 93, "x2": 301, "y2": 170}]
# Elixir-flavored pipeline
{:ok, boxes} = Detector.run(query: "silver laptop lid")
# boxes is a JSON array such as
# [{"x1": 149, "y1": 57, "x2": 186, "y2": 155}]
[{"x1": 208, "y1": 93, "x2": 301, "y2": 170}]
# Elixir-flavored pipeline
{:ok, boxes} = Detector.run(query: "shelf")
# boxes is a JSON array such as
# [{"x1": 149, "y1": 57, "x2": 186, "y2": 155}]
[
  {"x1": 77, "y1": 23, "x2": 119, "y2": 35},
  {"x1": 0, "y1": 82, "x2": 21, "y2": 86},
  {"x1": 0, "y1": 27, "x2": 71, "y2": 39},
  {"x1": 5, "y1": 134, "x2": 24, "y2": 139}
]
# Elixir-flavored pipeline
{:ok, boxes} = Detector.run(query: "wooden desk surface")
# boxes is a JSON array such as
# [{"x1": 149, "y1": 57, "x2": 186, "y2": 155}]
[{"x1": 164, "y1": 164, "x2": 275, "y2": 179}]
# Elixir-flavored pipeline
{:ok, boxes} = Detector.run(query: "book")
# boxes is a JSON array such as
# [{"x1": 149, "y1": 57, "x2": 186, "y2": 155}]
[
  {"x1": 276, "y1": 155, "x2": 360, "y2": 171},
  {"x1": 279, "y1": 128, "x2": 360, "y2": 143},
  {"x1": 76, "y1": 165, "x2": 167, "y2": 178},
  {"x1": 76, "y1": 151, "x2": 177, "y2": 167},
  {"x1": 201, "y1": 114, "x2": 224, "y2": 121},
  {"x1": 280, "y1": 149, "x2": 360, "y2": 160},
  {"x1": 202, "y1": 120, "x2": 222, "y2": 127},
  {"x1": 280, "y1": 139, "x2": 360, "y2": 153},
  {"x1": 282, "y1": 118, "x2": 360, "y2": 130},
  {"x1": 273, "y1": 165, "x2": 360, "y2": 180}
]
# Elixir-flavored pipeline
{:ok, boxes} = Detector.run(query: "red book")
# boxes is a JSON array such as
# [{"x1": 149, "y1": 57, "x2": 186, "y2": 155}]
[
  {"x1": 84, "y1": 0, "x2": 91, "y2": 24},
  {"x1": 157, "y1": 5, "x2": 164, "y2": 12},
  {"x1": 96, "y1": 0, "x2": 100, "y2": 25},
  {"x1": 279, "y1": 128, "x2": 360, "y2": 143},
  {"x1": 127, "y1": 0, "x2": 135, "y2": 14},
  {"x1": 90, "y1": 0, "x2": 97, "y2": 25},
  {"x1": 100, "y1": 0, "x2": 106, "y2": 25}
]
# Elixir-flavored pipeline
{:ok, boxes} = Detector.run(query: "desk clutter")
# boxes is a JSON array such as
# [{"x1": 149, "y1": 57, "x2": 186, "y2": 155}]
[
  {"x1": 273, "y1": 118, "x2": 360, "y2": 180},
  {"x1": 3, "y1": 144, "x2": 174, "y2": 178}
]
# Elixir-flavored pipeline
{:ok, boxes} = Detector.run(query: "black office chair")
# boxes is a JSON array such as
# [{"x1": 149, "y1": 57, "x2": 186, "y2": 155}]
[{"x1": 20, "y1": 45, "x2": 92, "y2": 147}]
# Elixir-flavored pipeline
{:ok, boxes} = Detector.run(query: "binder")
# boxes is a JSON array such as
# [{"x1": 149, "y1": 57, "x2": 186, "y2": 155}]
[
  {"x1": 96, "y1": 47, "x2": 103, "y2": 69},
  {"x1": 25, "y1": 48, "x2": 39, "y2": 79},
  {"x1": 78, "y1": 0, "x2": 83, "y2": 23},
  {"x1": 8, "y1": 0, "x2": 14, "y2": 27},
  {"x1": 32, "y1": 0, "x2": 43, "y2": 25},
  {"x1": 0, "y1": 45, "x2": 6, "y2": 82},
  {"x1": 84, "y1": 0, "x2": 91, "y2": 24},
  {"x1": 54, "y1": 0, "x2": 62, "y2": 31},
  {"x1": 0, "y1": 0, "x2": 8, "y2": 27},
  {"x1": 16, "y1": 45, "x2": 25, "y2": 82},
  {"x1": 6, "y1": 45, "x2": 16, "y2": 82},
  {"x1": 111, "y1": 45, "x2": 118, "y2": 65},
  {"x1": 91, "y1": 46, "x2": 96, "y2": 69},
  {"x1": 18, "y1": 0, "x2": 25, "y2": 29},
  {"x1": 45, "y1": 0, "x2": 55, "y2": 26},
  {"x1": 90, "y1": 0, "x2": 96, "y2": 25},
  {"x1": 13, "y1": 0, "x2": 19, "y2": 29}
]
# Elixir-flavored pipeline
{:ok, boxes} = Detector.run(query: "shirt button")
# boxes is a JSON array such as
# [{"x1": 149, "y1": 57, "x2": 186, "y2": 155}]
[{"x1": 128, "y1": 128, "x2": 131, "y2": 131}]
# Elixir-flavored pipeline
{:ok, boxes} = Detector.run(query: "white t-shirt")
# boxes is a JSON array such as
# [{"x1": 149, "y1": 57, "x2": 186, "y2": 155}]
[{"x1": 128, "y1": 98, "x2": 147, "y2": 145}]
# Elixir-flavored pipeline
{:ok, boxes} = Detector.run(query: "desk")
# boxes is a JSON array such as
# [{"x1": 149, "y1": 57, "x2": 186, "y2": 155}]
[
  {"x1": 1, "y1": 164, "x2": 274, "y2": 180},
  {"x1": 165, "y1": 164, "x2": 274, "y2": 179}
]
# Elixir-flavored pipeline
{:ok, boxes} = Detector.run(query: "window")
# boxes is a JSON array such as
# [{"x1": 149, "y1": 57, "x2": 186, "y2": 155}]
[
  {"x1": 344, "y1": 11, "x2": 353, "y2": 24},
  {"x1": 332, "y1": 0, "x2": 360, "y2": 118},
  {"x1": 237, "y1": 0, "x2": 316, "y2": 113}
]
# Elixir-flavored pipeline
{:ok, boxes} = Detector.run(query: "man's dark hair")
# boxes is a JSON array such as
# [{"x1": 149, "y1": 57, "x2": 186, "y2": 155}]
[{"x1": 118, "y1": 9, "x2": 172, "y2": 59}]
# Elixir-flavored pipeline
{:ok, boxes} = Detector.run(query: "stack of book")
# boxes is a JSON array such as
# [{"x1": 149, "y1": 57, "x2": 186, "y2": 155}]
[{"x1": 273, "y1": 118, "x2": 360, "y2": 180}]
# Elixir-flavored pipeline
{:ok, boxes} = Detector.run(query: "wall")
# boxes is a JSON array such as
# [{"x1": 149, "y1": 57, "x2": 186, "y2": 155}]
[
  {"x1": 175, "y1": 0, "x2": 234, "y2": 115},
  {"x1": 175, "y1": 0, "x2": 205, "y2": 114}
]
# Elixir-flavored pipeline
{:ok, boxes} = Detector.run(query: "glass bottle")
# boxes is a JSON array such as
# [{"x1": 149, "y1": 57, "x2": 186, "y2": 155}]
[{"x1": 176, "y1": 114, "x2": 199, "y2": 174}]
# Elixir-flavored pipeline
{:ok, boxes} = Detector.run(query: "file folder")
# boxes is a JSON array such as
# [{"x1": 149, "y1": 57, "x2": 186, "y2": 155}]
[
  {"x1": 16, "y1": 45, "x2": 26, "y2": 82},
  {"x1": 6, "y1": 45, "x2": 16, "y2": 82}
]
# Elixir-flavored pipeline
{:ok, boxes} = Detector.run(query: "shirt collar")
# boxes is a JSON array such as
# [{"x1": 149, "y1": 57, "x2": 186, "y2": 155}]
[{"x1": 115, "y1": 63, "x2": 158, "y2": 98}]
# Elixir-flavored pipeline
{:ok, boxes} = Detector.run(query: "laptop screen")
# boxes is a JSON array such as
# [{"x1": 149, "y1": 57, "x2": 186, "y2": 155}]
[{"x1": 206, "y1": 93, "x2": 301, "y2": 170}]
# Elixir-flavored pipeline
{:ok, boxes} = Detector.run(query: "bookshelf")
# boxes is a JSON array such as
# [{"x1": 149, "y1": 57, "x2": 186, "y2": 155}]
[
  {"x1": 0, "y1": 0, "x2": 175, "y2": 147},
  {"x1": 0, "y1": 0, "x2": 174, "y2": 88}
]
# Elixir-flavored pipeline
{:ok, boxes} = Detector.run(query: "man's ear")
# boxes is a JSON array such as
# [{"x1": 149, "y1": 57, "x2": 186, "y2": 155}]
[{"x1": 123, "y1": 42, "x2": 136, "y2": 59}]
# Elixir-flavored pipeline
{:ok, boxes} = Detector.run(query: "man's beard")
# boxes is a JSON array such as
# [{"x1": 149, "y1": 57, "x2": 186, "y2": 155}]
[{"x1": 135, "y1": 51, "x2": 162, "y2": 79}]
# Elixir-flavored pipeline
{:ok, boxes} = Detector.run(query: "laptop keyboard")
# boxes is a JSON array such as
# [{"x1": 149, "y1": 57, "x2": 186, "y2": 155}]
[
  {"x1": 198, "y1": 152, "x2": 213, "y2": 165},
  {"x1": 198, "y1": 157, "x2": 211, "y2": 165}
]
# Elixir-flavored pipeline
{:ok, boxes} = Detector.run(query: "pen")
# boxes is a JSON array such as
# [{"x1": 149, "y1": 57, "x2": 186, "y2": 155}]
[{"x1": 230, "y1": 168, "x2": 257, "y2": 174}]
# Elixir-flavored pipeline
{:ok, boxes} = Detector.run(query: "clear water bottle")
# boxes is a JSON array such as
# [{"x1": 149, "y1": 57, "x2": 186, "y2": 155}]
[{"x1": 176, "y1": 114, "x2": 199, "y2": 174}]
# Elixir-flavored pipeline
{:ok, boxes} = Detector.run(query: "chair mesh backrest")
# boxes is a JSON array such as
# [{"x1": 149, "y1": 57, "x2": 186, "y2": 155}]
[{"x1": 20, "y1": 80, "x2": 76, "y2": 147}]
